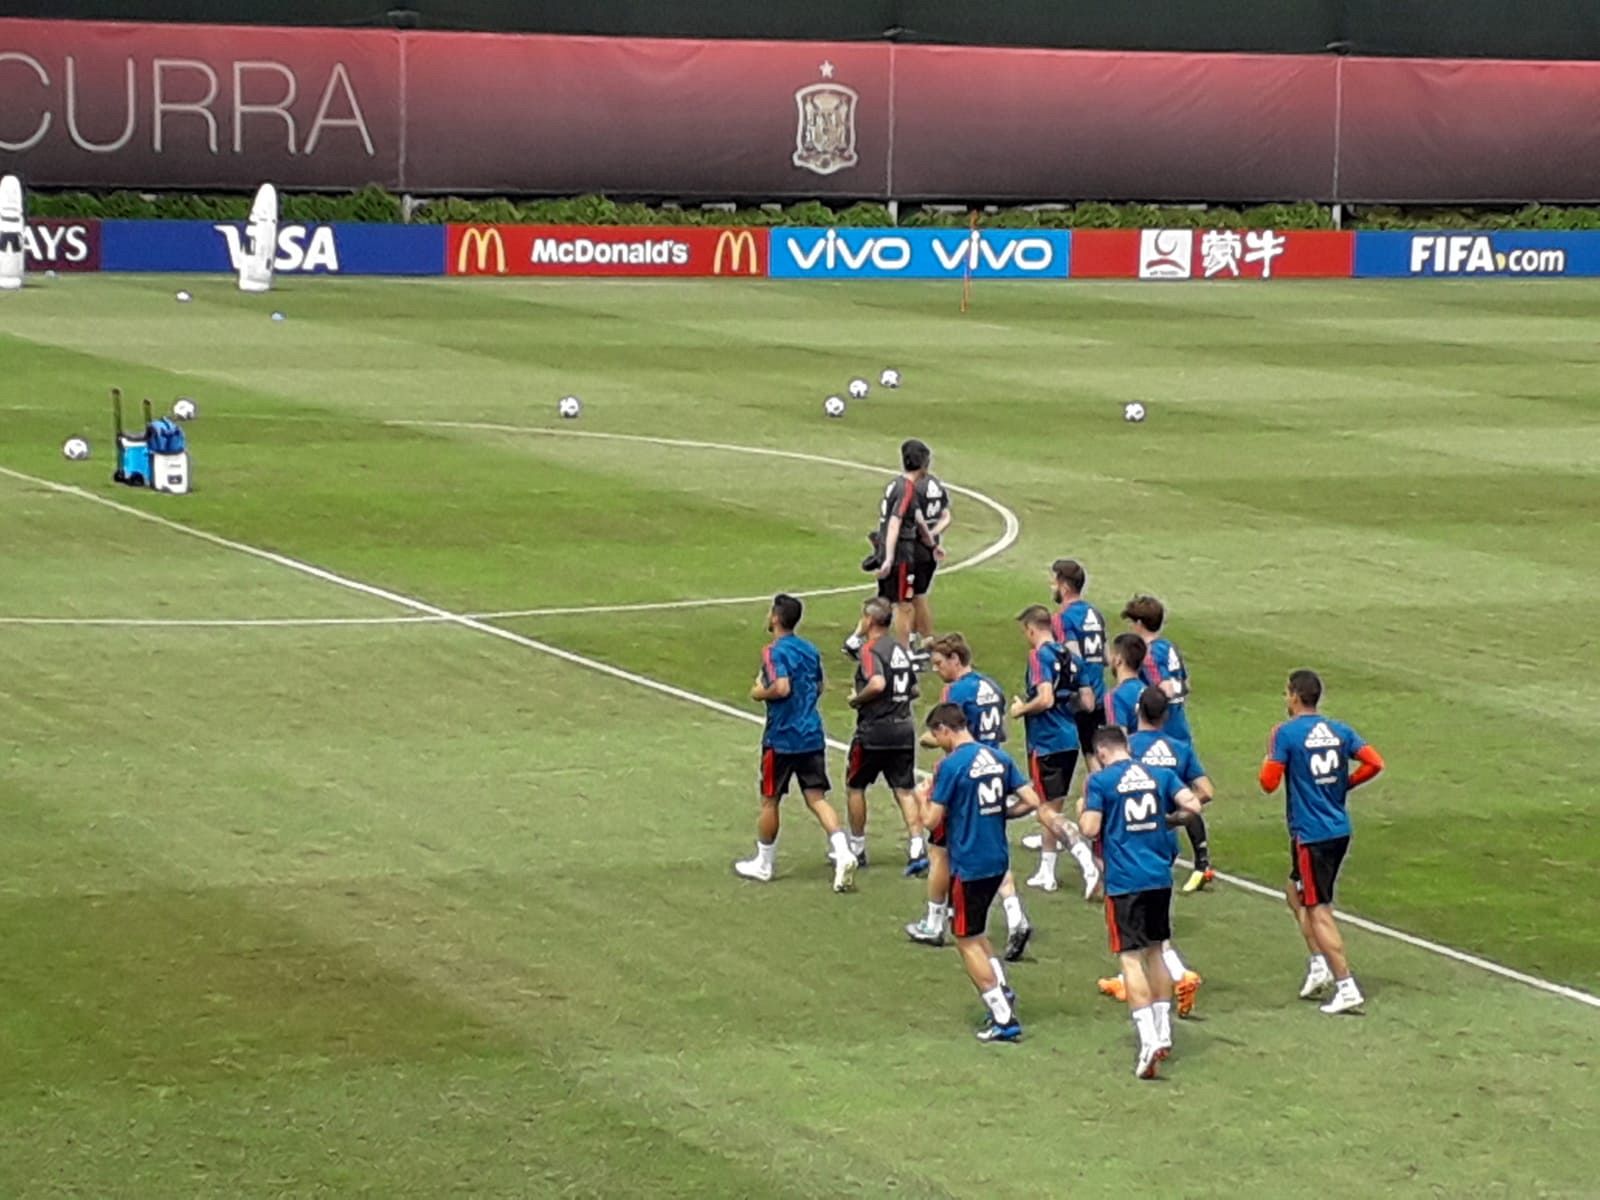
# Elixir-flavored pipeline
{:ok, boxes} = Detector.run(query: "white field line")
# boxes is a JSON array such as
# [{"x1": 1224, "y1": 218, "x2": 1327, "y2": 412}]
[
  {"x1": 4, "y1": 462, "x2": 1597, "y2": 1013},
  {"x1": 1, "y1": 429, "x2": 1020, "y2": 629}
]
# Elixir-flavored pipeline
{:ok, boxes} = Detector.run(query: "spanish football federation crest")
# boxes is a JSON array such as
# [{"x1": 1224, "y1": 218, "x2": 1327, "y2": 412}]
[{"x1": 793, "y1": 62, "x2": 858, "y2": 176}]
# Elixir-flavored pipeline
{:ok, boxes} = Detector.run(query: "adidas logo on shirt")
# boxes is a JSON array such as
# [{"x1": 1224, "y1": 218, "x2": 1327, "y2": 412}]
[
  {"x1": 1118, "y1": 763, "x2": 1157, "y2": 792},
  {"x1": 1305, "y1": 721, "x2": 1341, "y2": 749},
  {"x1": 969, "y1": 748, "x2": 1004, "y2": 778},
  {"x1": 1141, "y1": 740, "x2": 1178, "y2": 767}
]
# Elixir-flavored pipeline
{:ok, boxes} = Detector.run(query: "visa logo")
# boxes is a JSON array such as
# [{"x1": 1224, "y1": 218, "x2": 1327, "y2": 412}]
[{"x1": 214, "y1": 223, "x2": 340, "y2": 272}]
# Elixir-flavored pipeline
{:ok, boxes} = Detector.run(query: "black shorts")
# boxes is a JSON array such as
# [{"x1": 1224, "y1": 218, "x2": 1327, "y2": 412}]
[
  {"x1": 950, "y1": 873, "x2": 1004, "y2": 938},
  {"x1": 760, "y1": 748, "x2": 829, "y2": 800},
  {"x1": 846, "y1": 738, "x2": 916, "y2": 791},
  {"x1": 1074, "y1": 706, "x2": 1105, "y2": 759},
  {"x1": 1291, "y1": 836, "x2": 1349, "y2": 907},
  {"x1": 1027, "y1": 749, "x2": 1079, "y2": 804},
  {"x1": 909, "y1": 545, "x2": 938, "y2": 597},
  {"x1": 876, "y1": 555, "x2": 915, "y2": 603},
  {"x1": 1105, "y1": 888, "x2": 1173, "y2": 953}
]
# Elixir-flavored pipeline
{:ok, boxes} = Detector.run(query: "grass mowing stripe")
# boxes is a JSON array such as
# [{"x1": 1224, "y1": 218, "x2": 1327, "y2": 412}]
[{"x1": 6, "y1": 460, "x2": 1597, "y2": 1016}]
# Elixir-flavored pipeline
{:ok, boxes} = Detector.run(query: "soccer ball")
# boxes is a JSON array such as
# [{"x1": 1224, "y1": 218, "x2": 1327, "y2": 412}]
[
  {"x1": 558, "y1": 395, "x2": 583, "y2": 420},
  {"x1": 848, "y1": 378, "x2": 870, "y2": 399},
  {"x1": 824, "y1": 395, "x2": 847, "y2": 419},
  {"x1": 174, "y1": 290, "x2": 192, "y2": 303},
  {"x1": 62, "y1": 437, "x2": 90, "y2": 461},
  {"x1": 172, "y1": 398, "x2": 197, "y2": 421},
  {"x1": 1123, "y1": 401, "x2": 1147, "y2": 423},
  {"x1": 879, "y1": 368, "x2": 901, "y2": 389}
]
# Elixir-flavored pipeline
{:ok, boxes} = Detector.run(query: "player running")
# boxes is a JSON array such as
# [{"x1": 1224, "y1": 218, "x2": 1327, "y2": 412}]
[
  {"x1": 734, "y1": 594, "x2": 858, "y2": 891},
  {"x1": 917, "y1": 702, "x2": 1066, "y2": 1043},
  {"x1": 1079, "y1": 725, "x2": 1203, "y2": 1079},
  {"x1": 909, "y1": 454, "x2": 952, "y2": 644},
  {"x1": 905, "y1": 634, "x2": 1034, "y2": 960},
  {"x1": 1009, "y1": 605, "x2": 1100, "y2": 898},
  {"x1": 1121, "y1": 594, "x2": 1193, "y2": 741},
  {"x1": 845, "y1": 439, "x2": 939, "y2": 656},
  {"x1": 1050, "y1": 559, "x2": 1109, "y2": 754},
  {"x1": 844, "y1": 596, "x2": 926, "y2": 874},
  {"x1": 1259, "y1": 669, "x2": 1385, "y2": 1014},
  {"x1": 1103, "y1": 633, "x2": 1148, "y2": 732},
  {"x1": 1098, "y1": 687, "x2": 1213, "y2": 1013}
]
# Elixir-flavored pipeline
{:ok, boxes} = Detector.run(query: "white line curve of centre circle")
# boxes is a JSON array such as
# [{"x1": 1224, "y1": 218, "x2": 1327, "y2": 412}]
[{"x1": 0, "y1": 426, "x2": 1021, "y2": 629}]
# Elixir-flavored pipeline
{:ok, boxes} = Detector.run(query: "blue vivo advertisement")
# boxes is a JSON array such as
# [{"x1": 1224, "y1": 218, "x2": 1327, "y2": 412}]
[
  {"x1": 102, "y1": 221, "x2": 445, "y2": 275},
  {"x1": 1354, "y1": 231, "x2": 1600, "y2": 277},
  {"x1": 770, "y1": 228, "x2": 1070, "y2": 279}
]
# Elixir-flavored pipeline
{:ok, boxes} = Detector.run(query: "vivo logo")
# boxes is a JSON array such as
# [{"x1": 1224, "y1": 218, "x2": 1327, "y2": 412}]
[
  {"x1": 787, "y1": 230, "x2": 912, "y2": 271},
  {"x1": 928, "y1": 232, "x2": 1056, "y2": 272}
]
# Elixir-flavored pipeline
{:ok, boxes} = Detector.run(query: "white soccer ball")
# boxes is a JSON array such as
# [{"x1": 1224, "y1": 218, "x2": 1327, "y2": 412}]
[
  {"x1": 62, "y1": 437, "x2": 90, "y2": 461},
  {"x1": 174, "y1": 290, "x2": 192, "y2": 303},
  {"x1": 848, "y1": 377, "x2": 870, "y2": 400},
  {"x1": 824, "y1": 395, "x2": 847, "y2": 419},
  {"x1": 172, "y1": 398, "x2": 197, "y2": 421},
  {"x1": 271, "y1": 311, "x2": 285, "y2": 322},
  {"x1": 1123, "y1": 401, "x2": 1148, "y2": 423},
  {"x1": 879, "y1": 368, "x2": 901, "y2": 389},
  {"x1": 558, "y1": 395, "x2": 583, "y2": 420}
]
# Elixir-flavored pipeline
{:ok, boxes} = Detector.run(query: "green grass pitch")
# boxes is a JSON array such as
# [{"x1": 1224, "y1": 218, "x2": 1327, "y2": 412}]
[{"x1": 2, "y1": 274, "x2": 1598, "y2": 1197}]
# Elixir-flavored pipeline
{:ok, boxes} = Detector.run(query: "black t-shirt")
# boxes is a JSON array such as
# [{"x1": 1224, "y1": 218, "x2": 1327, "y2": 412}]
[
  {"x1": 854, "y1": 634, "x2": 918, "y2": 747},
  {"x1": 877, "y1": 475, "x2": 920, "y2": 552}
]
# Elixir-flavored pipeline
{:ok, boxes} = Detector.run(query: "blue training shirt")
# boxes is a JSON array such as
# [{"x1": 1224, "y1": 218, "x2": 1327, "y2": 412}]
[
  {"x1": 1104, "y1": 675, "x2": 1144, "y2": 733},
  {"x1": 1021, "y1": 642, "x2": 1084, "y2": 755},
  {"x1": 1053, "y1": 599, "x2": 1108, "y2": 703},
  {"x1": 942, "y1": 670, "x2": 1007, "y2": 746},
  {"x1": 1129, "y1": 729, "x2": 1207, "y2": 787},
  {"x1": 1084, "y1": 758, "x2": 1185, "y2": 896},
  {"x1": 1269, "y1": 714, "x2": 1368, "y2": 844},
  {"x1": 1140, "y1": 637, "x2": 1192, "y2": 741},
  {"x1": 760, "y1": 634, "x2": 825, "y2": 753},
  {"x1": 930, "y1": 740, "x2": 1029, "y2": 880}
]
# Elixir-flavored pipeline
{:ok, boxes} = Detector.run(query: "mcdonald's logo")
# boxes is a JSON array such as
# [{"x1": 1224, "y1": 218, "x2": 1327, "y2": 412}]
[
  {"x1": 713, "y1": 229, "x2": 760, "y2": 275},
  {"x1": 457, "y1": 226, "x2": 507, "y2": 275}
]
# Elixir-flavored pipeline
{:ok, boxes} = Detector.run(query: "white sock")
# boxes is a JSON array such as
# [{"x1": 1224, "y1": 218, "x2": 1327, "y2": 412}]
[
  {"x1": 926, "y1": 900, "x2": 946, "y2": 931},
  {"x1": 828, "y1": 830, "x2": 851, "y2": 861},
  {"x1": 756, "y1": 840, "x2": 776, "y2": 869},
  {"x1": 908, "y1": 835, "x2": 926, "y2": 861},
  {"x1": 989, "y1": 957, "x2": 1008, "y2": 990},
  {"x1": 1336, "y1": 976, "x2": 1361, "y2": 996},
  {"x1": 1152, "y1": 1000, "x2": 1172, "y2": 1045},
  {"x1": 1002, "y1": 894, "x2": 1025, "y2": 932},
  {"x1": 1069, "y1": 841, "x2": 1095, "y2": 872},
  {"x1": 982, "y1": 985, "x2": 1014, "y2": 1025},
  {"x1": 1131, "y1": 1005, "x2": 1157, "y2": 1048},
  {"x1": 1308, "y1": 953, "x2": 1329, "y2": 975},
  {"x1": 1162, "y1": 946, "x2": 1188, "y2": 980},
  {"x1": 848, "y1": 834, "x2": 866, "y2": 857},
  {"x1": 1040, "y1": 851, "x2": 1059, "y2": 878}
]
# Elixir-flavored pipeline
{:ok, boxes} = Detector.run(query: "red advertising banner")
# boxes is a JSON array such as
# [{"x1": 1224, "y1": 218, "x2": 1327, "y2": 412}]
[
  {"x1": 0, "y1": 18, "x2": 402, "y2": 189},
  {"x1": 4, "y1": 17, "x2": 1600, "y2": 203},
  {"x1": 1072, "y1": 229, "x2": 1353, "y2": 279},
  {"x1": 446, "y1": 224, "x2": 770, "y2": 277},
  {"x1": 19, "y1": 218, "x2": 102, "y2": 271}
]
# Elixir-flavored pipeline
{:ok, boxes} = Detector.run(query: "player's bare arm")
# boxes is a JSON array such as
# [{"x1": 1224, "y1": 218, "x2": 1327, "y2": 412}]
[
  {"x1": 1010, "y1": 680, "x2": 1054, "y2": 718},
  {"x1": 875, "y1": 512, "x2": 904, "y2": 577},
  {"x1": 849, "y1": 673, "x2": 886, "y2": 709},
  {"x1": 750, "y1": 674, "x2": 791, "y2": 702}
]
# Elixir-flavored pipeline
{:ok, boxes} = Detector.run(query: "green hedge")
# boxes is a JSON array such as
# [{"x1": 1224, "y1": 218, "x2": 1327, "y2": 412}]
[{"x1": 21, "y1": 188, "x2": 1600, "y2": 230}]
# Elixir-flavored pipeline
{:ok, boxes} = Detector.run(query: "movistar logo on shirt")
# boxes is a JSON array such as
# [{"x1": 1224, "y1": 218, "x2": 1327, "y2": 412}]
[
  {"x1": 1304, "y1": 721, "x2": 1341, "y2": 748},
  {"x1": 1140, "y1": 740, "x2": 1178, "y2": 768},
  {"x1": 1118, "y1": 764, "x2": 1157, "y2": 792}
]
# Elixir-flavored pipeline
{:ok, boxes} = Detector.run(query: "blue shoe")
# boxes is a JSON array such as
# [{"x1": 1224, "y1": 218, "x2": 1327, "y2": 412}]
[
  {"x1": 975, "y1": 1019, "x2": 1023, "y2": 1044},
  {"x1": 904, "y1": 855, "x2": 929, "y2": 878}
]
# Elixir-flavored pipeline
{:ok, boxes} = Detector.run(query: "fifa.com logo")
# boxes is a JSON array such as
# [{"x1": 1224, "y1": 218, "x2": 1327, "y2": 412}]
[{"x1": 1409, "y1": 235, "x2": 1567, "y2": 275}]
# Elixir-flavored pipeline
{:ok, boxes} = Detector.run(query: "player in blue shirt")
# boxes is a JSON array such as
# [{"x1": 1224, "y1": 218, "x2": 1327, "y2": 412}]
[
  {"x1": 1260, "y1": 669, "x2": 1385, "y2": 1014},
  {"x1": 1103, "y1": 633, "x2": 1148, "y2": 732},
  {"x1": 1080, "y1": 725, "x2": 1202, "y2": 1079},
  {"x1": 1122, "y1": 594, "x2": 1193, "y2": 742},
  {"x1": 1050, "y1": 558, "x2": 1110, "y2": 752},
  {"x1": 1107, "y1": 687, "x2": 1217, "y2": 1015},
  {"x1": 918, "y1": 702, "x2": 1063, "y2": 1043},
  {"x1": 734, "y1": 594, "x2": 858, "y2": 892},
  {"x1": 905, "y1": 634, "x2": 1035, "y2": 961},
  {"x1": 1009, "y1": 606, "x2": 1100, "y2": 898}
]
